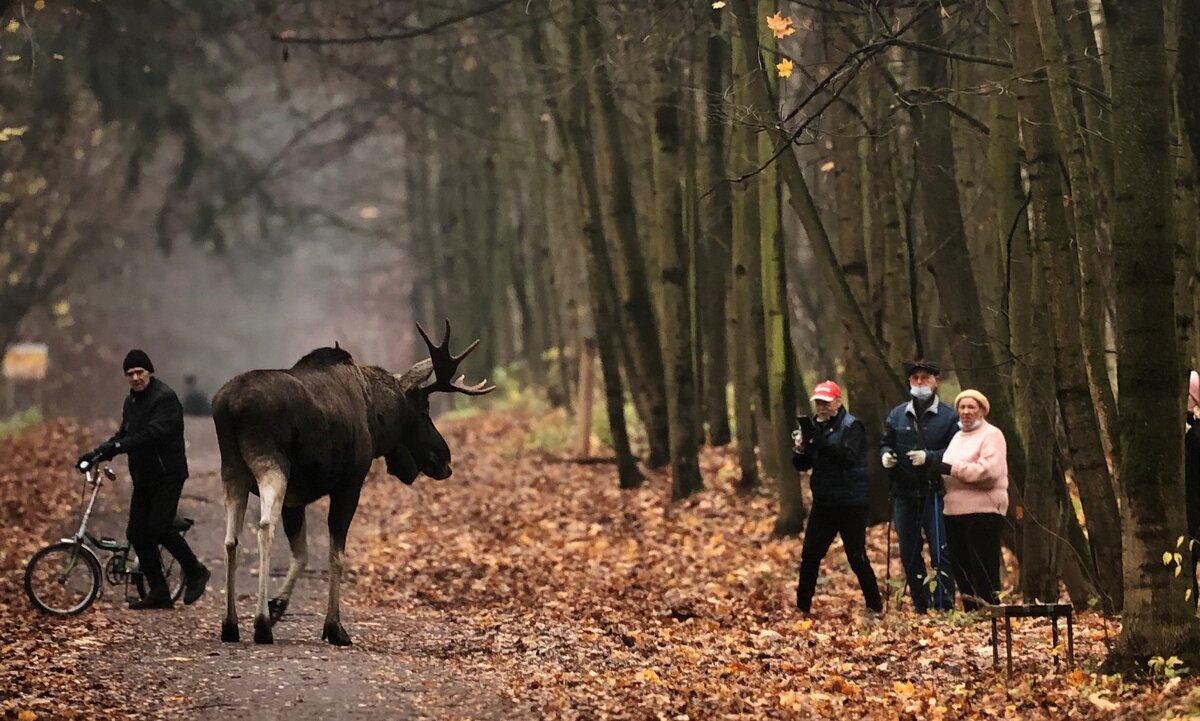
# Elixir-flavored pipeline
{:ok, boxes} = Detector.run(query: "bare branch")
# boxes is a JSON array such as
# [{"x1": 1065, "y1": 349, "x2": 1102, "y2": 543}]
[{"x1": 271, "y1": 0, "x2": 520, "y2": 45}]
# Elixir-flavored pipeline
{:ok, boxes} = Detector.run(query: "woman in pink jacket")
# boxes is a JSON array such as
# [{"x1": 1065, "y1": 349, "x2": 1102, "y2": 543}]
[{"x1": 938, "y1": 389, "x2": 1008, "y2": 611}]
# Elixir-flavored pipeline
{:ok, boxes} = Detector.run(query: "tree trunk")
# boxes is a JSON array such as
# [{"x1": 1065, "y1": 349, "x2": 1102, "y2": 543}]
[
  {"x1": 1175, "y1": 120, "x2": 1199, "y2": 383},
  {"x1": 1023, "y1": 0, "x2": 1124, "y2": 610},
  {"x1": 1103, "y1": 0, "x2": 1200, "y2": 669},
  {"x1": 991, "y1": 0, "x2": 1040, "y2": 600},
  {"x1": 1171, "y1": 2, "x2": 1200, "y2": 374},
  {"x1": 758, "y1": 0, "x2": 802, "y2": 531},
  {"x1": 1178, "y1": 0, "x2": 1200, "y2": 166},
  {"x1": 729, "y1": 0, "x2": 902, "y2": 397},
  {"x1": 729, "y1": 25, "x2": 761, "y2": 493},
  {"x1": 700, "y1": 8, "x2": 733, "y2": 446},
  {"x1": 909, "y1": 7, "x2": 1029, "y2": 514},
  {"x1": 575, "y1": 338, "x2": 595, "y2": 456},
  {"x1": 876, "y1": 130, "x2": 914, "y2": 368},
  {"x1": 1063, "y1": 0, "x2": 1114, "y2": 198},
  {"x1": 530, "y1": 13, "x2": 643, "y2": 488},
  {"x1": 823, "y1": 9, "x2": 888, "y2": 527},
  {"x1": 580, "y1": 0, "x2": 671, "y2": 468},
  {"x1": 1032, "y1": 0, "x2": 1121, "y2": 475},
  {"x1": 652, "y1": 49, "x2": 704, "y2": 500}
]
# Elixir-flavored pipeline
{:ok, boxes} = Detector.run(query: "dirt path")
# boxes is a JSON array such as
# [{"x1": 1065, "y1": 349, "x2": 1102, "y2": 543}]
[{"x1": 80, "y1": 420, "x2": 527, "y2": 720}]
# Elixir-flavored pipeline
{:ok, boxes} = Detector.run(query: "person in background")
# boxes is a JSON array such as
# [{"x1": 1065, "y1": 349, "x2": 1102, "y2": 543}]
[
  {"x1": 1186, "y1": 371, "x2": 1199, "y2": 604},
  {"x1": 937, "y1": 390, "x2": 1008, "y2": 611},
  {"x1": 792, "y1": 380, "x2": 883, "y2": 616},
  {"x1": 880, "y1": 360, "x2": 958, "y2": 612},
  {"x1": 77, "y1": 350, "x2": 210, "y2": 609},
  {"x1": 181, "y1": 374, "x2": 212, "y2": 416}
]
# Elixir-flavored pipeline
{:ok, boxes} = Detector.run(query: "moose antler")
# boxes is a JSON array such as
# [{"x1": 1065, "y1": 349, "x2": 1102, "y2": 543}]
[{"x1": 416, "y1": 320, "x2": 496, "y2": 396}]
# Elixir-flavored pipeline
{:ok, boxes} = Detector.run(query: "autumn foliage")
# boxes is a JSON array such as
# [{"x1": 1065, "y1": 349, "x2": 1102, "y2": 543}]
[
  {"x1": 347, "y1": 412, "x2": 1200, "y2": 719},
  {"x1": 0, "y1": 421, "x2": 140, "y2": 720},
  {"x1": 3, "y1": 413, "x2": 1200, "y2": 718}
]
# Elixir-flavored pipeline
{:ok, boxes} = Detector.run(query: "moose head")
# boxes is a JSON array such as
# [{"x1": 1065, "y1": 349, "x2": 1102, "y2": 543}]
[{"x1": 389, "y1": 321, "x2": 494, "y2": 483}]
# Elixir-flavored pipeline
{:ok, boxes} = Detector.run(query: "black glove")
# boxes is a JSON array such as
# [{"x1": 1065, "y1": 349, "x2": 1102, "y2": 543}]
[
  {"x1": 932, "y1": 459, "x2": 953, "y2": 476},
  {"x1": 75, "y1": 451, "x2": 97, "y2": 470},
  {"x1": 80, "y1": 442, "x2": 118, "y2": 469}
]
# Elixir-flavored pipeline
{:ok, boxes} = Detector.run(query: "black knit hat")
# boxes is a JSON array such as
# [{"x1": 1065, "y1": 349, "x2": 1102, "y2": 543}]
[
  {"x1": 122, "y1": 349, "x2": 154, "y2": 373},
  {"x1": 904, "y1": 359, "x2": 941, "y2": 378}
]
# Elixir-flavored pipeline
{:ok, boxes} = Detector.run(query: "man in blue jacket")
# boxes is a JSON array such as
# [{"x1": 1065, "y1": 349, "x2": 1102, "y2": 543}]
[
  {"x1": 793, "y1": 380, "x2": 882, "y2": 615},
  {"x1": 881, "y1": 360, "x2": 958, "y2": 612}
]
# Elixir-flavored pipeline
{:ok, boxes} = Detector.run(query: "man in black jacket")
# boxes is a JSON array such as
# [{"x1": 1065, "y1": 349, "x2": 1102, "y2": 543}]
[
  {"x1": 792, "y1": 380, "x2": 882, "y2": 615},
  {"x1": 77, "y1": 349, "x2": 210, "y2": 609}
]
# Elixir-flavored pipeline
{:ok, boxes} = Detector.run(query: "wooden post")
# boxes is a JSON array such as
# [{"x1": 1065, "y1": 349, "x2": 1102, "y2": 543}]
[{"x1": 575, "y1": 338, "x2": 595, "y2": 457}]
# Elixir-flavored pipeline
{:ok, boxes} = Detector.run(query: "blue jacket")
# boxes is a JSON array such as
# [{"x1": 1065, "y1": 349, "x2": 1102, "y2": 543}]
[
  {"x1": 792, "y1": 407, "x2": 869, "y2": 507},
  {"x1": 881, "y1": 397, "x2": 959, "y2": 496}
]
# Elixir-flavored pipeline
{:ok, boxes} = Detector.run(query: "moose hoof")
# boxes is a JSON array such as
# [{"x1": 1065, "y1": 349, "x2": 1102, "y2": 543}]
[
  {"x1": 321, "y1": 620, "x2": 351, "y2": 647},
  {"x1": 268, "y1": 597, "x2": 289, "y2": 624},
  {"x1": 253, "y1": 615, "x2": 274, "y2": 644},
  {"x1": 220, "y1": 619, "x2": 240, "y2": 643}
]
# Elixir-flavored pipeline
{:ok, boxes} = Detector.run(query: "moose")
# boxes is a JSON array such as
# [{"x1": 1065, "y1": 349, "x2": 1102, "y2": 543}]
[{"x1": 212, "y1": 322, "x2": 493, "y2": 646}]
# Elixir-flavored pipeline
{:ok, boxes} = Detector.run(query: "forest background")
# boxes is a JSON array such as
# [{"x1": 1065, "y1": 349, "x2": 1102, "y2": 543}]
[{"x1": 2, "y1": 0, "x2": 1200, "y2": 678}]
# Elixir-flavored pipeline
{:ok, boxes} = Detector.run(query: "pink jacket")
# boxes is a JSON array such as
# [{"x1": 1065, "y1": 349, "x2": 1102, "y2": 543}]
[{"x1": 941, "y1": 420, "x2": 1009, "y2": 516}]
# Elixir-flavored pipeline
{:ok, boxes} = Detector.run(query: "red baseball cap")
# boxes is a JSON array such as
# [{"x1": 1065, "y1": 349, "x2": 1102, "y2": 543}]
[{"x1": 810, "y1": 380, "x2": 842, "y2": 402}]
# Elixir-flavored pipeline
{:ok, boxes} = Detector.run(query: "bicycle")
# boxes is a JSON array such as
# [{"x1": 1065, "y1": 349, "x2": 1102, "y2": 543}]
[{"x1": 24, "y1": 461, "x2": 194, "y2": 615}]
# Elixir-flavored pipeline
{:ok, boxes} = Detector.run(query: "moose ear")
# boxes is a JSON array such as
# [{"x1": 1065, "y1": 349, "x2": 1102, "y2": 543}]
[{"x1": 395, "y1": 359, "x2": 434, "y2": 392}]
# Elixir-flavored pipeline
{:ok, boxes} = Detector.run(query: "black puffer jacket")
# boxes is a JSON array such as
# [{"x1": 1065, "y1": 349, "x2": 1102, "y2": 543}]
[
  {"x1": 792, "y1": 407, "x2": 869, "y2": 507},
  {"x1": 104, "y1": 377, "x2": 188, "y2": 485}
]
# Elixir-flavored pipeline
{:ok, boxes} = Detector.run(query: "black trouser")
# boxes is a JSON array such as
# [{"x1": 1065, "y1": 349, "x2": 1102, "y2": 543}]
[
  {"x1": 943, "y1": 512, "x2": 1003, "y2": 611},
  {"x1": 127, "y1": 477, "x2": 200, "y2": 595},
  {"x1": 796, "y1": 503, "x2": 882, "y2": 612}
]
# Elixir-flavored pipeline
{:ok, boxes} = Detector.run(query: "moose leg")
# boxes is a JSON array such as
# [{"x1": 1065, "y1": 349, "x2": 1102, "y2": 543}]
[
  {"x1": 269, "y1": 505, "x2": 307, "y2": 624},
  {"x1": 251, "y1": 461, "x2": 287, "y2": 644},
  {"x1": 321, "y1": 489, "x2": 360, "y2": 646},
  {"x1": 220, "y1": 472, "x2": 250, "y2": 643}
]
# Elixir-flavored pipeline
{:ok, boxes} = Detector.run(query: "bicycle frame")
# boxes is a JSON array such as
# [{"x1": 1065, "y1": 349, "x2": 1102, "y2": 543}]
[
  {"x1": 71, "y1": 465, "x2": 191, "y2": 589},
  {"x1": 43, "y1": 467, "x2": 114, "y2": 578}
]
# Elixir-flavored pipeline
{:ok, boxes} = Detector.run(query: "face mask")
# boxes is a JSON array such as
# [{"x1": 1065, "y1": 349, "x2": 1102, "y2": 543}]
[
  {"x1": 960, "y1": 419, "x2": 981, "y2": 431},
  {"x1": 910, "y1": 385, "x2": 933, "y2": 401}
]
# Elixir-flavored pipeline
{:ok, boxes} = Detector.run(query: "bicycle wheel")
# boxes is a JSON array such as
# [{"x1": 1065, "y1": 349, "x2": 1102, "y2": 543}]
[
  {"x1": 24, "y1": 542, "x2": 102, "y2": 615},
  {"x1": 134, "y1": 547, "x2": 186, "y2": 602}
]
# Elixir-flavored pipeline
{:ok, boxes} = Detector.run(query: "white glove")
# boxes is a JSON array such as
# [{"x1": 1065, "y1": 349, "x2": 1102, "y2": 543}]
[
  {"x1": 906, "y1": 449, "x2": 927, "y2": 467},
  {"x1": 881, "y1": 452, "x2": 897, "y2": 469}
]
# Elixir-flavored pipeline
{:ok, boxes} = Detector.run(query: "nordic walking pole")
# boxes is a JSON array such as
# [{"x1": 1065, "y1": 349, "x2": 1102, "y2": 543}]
[{"x1": 884, "y1": 512, "x2": 894, "y2": 613}]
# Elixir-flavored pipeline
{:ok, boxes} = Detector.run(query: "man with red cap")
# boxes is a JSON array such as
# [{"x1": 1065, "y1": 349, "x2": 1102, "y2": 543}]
[{"x1": 791, "y1": 379, "x2": 882, "y2": 615}]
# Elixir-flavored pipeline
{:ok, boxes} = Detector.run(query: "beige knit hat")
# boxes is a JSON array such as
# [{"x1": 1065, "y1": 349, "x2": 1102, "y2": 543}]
[{"x1": 954, "y1": 389, "x2": 990, "y2": 414}]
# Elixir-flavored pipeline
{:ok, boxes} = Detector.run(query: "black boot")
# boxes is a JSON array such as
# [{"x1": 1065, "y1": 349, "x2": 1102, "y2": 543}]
[
  {"x1": 129, "y1": 588, "x2": 173, "y2": 610},
  {"x1": 183, "y1": 564, "x2": 211, "y2": 605}
]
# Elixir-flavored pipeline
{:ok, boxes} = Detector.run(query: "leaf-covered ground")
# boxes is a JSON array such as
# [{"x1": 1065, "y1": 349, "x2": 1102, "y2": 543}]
[
  {"x1": 0, "y1": 420, "x2": 143, "y2": 720},
  {"x1": 4, "y1": 410, "x2": 1200, "y2": 719}
]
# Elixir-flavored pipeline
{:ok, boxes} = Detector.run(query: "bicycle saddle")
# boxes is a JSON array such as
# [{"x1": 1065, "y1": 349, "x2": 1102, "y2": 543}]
[{"x1": 172, "y1": 516, "x2": 195, "y2": 533}]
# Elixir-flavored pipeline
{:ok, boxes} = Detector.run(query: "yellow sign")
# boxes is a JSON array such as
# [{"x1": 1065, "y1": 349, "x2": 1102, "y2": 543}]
[{"x1": 3, "y1": 342, "x2": 49, "y2": 380}]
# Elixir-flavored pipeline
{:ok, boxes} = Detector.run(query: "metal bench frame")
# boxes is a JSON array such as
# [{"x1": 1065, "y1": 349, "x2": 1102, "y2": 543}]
[{"x1": 987, "y1": 603, "x2": 1074, "y2": 674}]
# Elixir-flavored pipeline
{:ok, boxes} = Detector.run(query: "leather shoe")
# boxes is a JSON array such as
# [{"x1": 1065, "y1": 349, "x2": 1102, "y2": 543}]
[
  {"x1": 129, "y1": 592, "x2": 173, "y2": 610},
  {"x1": 183, "y1": 565, "x2": 211, "y2": 605}
]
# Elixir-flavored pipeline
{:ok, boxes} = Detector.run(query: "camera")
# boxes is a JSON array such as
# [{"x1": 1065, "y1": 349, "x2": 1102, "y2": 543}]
[{"x1": 796, "y1": 415, "x2": 815, "y2": 444}]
